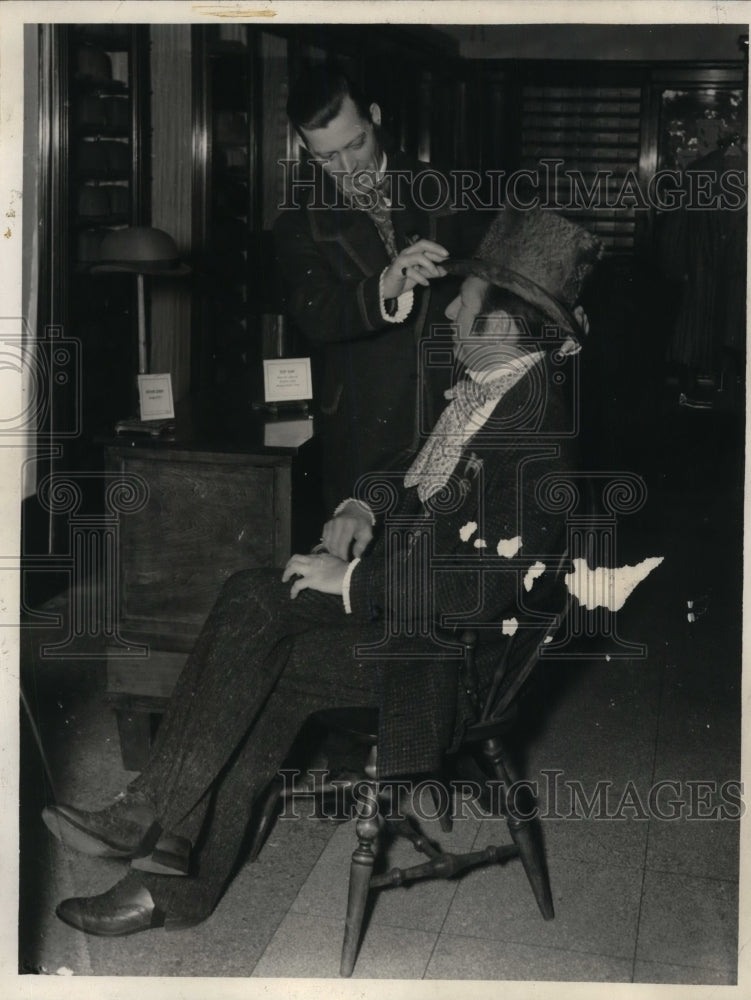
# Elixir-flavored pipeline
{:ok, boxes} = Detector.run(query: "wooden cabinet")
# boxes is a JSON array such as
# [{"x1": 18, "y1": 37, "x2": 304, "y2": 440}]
[
  {"x1": 48, "y1": 24, "x2": 151, "y2": 456},
  {"x1": 102, "y1": 402, "x2": 319, "y2": 768},
  {"x1": 31, "y1": 24, "x2": 151, "y2": 565}
]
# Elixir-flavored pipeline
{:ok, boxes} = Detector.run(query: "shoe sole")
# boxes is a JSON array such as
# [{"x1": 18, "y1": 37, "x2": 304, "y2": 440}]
[{"x1": 42, "y1": 807, "x2": 144, "y2": 859}]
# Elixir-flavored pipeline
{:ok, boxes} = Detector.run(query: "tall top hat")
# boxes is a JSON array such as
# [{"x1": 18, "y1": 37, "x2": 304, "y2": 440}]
[{"x1": 443, "y1": 207, "x2": 604, "y2": 338}]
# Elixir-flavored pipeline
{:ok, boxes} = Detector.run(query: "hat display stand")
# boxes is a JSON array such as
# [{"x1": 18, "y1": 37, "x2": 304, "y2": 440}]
[{"x1": 89, "y1": 226, "x2": 190, "y2": 436}]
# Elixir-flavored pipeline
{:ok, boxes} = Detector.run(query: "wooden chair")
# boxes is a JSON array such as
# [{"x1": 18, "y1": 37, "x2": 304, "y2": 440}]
[
  {"x1": 248, "y1": 465, "x2": 646, "y2": 974},
  {"x1": 249, "y1": 610, "x2": 566, "y2": 977}
]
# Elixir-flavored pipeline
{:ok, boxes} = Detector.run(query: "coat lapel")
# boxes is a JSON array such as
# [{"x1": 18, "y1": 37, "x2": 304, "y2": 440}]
[
  {"x1": 305, "y1": 166, "x2": 391, "y2": 276},
  {"x1": 303, "y1": 152, "x2": 455, "y2": 277}
]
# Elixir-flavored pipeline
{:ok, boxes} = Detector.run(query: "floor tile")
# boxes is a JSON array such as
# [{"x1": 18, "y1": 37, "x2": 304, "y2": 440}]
[
  {"x1": 442, "y1": 856, "x2": 642, "y2": 960},
  {"x1": 233, "y1": 811, "x2": 340, "y2": 917},
  {"x1": 426, "y1": 933, "x2": 633, "y2": 981},
  {"x1": 636, "y1": 870, "x2": 738, "y2": 973},
  {"x1": 476, "y1": 809, "x2": 649, "y2": 873},
  {"x1": 656, "y1": 647, "x2": 741, "y2": 728},
  {"x1": 645, "y1": 813, "x2": 740, "y2": 882},
  {"x1": 522, "y1": 659, "x2": 661, "y2": 789},
  {"x1": 83, "y1": 902, "x2": 289, "y2": 978},
  {"x1": 252, "y1": 910, "x2": 436, "y2": 978},
  {"x1": 651, "y1": 738, "x2": 741, "y2": 830},
  {"x1": 633, "y1": 959, "x2": 737, "y2": 985},
  {"x1": 291, "y1": 811, "x2": 481, "y2": 934}
]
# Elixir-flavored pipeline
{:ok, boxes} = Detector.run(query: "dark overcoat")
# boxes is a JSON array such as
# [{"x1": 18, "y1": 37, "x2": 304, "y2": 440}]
[{"x1": 273, "y1": 151, "x2": 479, "y2": 508}]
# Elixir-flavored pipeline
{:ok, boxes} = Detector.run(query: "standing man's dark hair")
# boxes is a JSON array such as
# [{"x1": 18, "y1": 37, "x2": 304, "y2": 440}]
[{"x1": 287, "y1": 63, "x2": 373, "y2": 137}]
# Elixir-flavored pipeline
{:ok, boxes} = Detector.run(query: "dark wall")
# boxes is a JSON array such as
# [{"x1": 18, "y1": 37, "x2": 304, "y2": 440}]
[{"x1": 441, "y1": 24, "x2": 745, "y2": 61}]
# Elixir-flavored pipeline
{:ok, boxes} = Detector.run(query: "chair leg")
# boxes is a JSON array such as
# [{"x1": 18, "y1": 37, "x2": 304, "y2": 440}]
[
  {"x1": 481, "y1": 737, "x2": 554, "y2": 920},
  {"x1": 427, "y1": 778, "x2": 453, "y2": 833},
  {"x1": 340, "y1": 750, "x2": 380, "y2": 977}
]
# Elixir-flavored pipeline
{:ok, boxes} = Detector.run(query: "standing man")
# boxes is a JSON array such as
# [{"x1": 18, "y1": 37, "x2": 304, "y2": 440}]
[{"x1": 274, "y1": 64, "x2": 476, "y2": 512}]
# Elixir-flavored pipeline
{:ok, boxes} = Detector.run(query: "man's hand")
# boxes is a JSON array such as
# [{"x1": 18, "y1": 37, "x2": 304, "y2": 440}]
[
  {"x1": 321, "y1": 504, "x2": 374, "y2": 560},
  {"x1": 282, "y1": 552, "x2": 348, "y2": 599},
  {"x1": 382, "y1": 239, "x2": 449, "y2": 299}
]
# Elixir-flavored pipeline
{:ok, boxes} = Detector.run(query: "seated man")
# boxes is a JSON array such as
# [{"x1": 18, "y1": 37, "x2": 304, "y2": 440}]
[{"x1": 42, "y1": 206, "x2": 602, "y2": 936}]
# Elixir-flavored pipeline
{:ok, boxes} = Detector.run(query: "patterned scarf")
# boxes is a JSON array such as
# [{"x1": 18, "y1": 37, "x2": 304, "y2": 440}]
[
  {"x1": 345, "y1": 171, "x2": 398, "y2": 260},
  {"x1": 404, "y1": 357, "x2": 543, "y2": 503}
]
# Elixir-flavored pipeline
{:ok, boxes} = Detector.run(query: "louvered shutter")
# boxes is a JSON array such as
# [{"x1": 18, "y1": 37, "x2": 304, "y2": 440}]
[{"x1": 519, "y1": 85, "x2": 643, "y2": 254}]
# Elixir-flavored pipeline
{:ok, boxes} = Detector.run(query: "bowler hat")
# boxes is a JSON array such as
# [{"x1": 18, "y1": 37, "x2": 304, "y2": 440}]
[
  {"x1": 444, "y1": 207, "x2": 603, "y2": 337},
  {"x1": 90, "y1": 226, "x2": 191, "y2": 275}
]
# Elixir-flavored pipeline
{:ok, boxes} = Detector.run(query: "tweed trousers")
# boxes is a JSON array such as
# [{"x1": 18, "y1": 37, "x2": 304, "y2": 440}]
[{"x1": 125, "y1": 567, "x2": 387, "y2": 923}]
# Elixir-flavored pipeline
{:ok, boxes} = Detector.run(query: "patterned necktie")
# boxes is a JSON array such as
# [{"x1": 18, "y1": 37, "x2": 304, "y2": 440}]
[
  {"x1": 404, "y1": 364, "x2": 537, "y2": 503},
  {"x1": 348, "y1": 172, "x2": 398, "y2": 260}
]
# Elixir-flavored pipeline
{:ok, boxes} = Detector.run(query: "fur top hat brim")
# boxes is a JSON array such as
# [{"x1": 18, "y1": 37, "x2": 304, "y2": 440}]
[
  {"x1": 443, "y1": 207, "x2": 604, "y2": 338},
  {"x1": 443, "y1": 258, "x2": 585, "y2": 337}
]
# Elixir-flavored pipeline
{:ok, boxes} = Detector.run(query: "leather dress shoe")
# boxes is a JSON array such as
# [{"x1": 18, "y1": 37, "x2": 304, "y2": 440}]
[
  {"x1": 42, "y1": 791, "x2": 158, "y2": 859},
  {"x1": 56, "y1": 874, "x2": 203, "y2": 937},
  {"x1": 56, "y1": 875, "x2": 167, "y2": 937}
]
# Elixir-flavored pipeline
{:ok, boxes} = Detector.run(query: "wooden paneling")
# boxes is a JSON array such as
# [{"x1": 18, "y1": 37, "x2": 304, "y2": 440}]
[
  {"x1": 150, "y1": 25, "x2": 193, "y2": 401},
  {"x1": 107, "y1": 446, "x2": 291, "y2": 644},
  {"x1": 107, "y1": 648, "x2": 189, "y2": 698},
  {"x1": 260, "y1": 31, "x2": 290, "y2": 230}
]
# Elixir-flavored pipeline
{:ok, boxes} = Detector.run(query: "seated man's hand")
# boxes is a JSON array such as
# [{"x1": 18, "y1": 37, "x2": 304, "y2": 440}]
[
  {"x1": 282, "y1": 552, "x2": 348, "y2": 599},
  {"x1": 321, "y1": 506, "x2": 374, "y2": 560}
]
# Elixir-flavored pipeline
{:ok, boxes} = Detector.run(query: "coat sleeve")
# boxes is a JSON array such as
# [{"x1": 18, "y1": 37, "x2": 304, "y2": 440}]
[
  {"x1": 273, "y1": 208, "x2": 395, "y2": 344},
  {"x1": 346, "y1": 447, "x2": 570, "y2": 629}
]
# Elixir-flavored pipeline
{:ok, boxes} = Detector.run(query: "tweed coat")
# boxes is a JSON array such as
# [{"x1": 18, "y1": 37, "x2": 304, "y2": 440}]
[
  {"x1": 346, "y1": 362, "x2": 578, "y2": 775},
  {"x1": 273, "y1": 150, "x2": 479, "y2": 508}
]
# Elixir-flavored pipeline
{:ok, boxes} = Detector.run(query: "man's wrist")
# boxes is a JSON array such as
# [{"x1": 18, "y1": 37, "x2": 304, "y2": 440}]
[
  {"x1": 379, "y1": 267, "x2": 414, "y2": 324},
  {"x1": 333, "y1": 498, "x2": 376, "y2": 526},
  {"x1": 342, "y1": 557, "x2": 361, "y2": 614}
]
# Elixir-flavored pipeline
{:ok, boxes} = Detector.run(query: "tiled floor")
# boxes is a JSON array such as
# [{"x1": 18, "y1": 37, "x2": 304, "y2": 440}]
[{"x1": 18, "y1": 401, "x2": 744, "y2": 986}]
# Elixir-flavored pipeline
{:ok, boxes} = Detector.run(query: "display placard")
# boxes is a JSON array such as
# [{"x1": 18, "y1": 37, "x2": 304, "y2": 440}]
[
  {"x1": 137, "y1": 373, "x2": 175, "y2": 421},
  {"x1": 263, "y1": 357, "x2": 313, "y2": 403}
]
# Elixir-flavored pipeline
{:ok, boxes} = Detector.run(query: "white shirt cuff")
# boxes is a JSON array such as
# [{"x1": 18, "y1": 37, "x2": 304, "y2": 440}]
[
  {"x1": 379, "y1": 267, "x2": 414, "y2": 324},
  {"x1": 342, "y1": 557, "x2": 361, "y2": 614},
  {"x1": 332, "y1": 497, "x2": 376, "y2": 526}
]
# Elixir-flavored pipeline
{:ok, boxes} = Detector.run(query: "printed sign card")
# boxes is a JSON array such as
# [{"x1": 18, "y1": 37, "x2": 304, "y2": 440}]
[
  {"x1": 263, "y1": 357, "x2": 313, "y2": 403},
  {"x1": 137, "y1": 373, "x2": 175, "y2": 421}
]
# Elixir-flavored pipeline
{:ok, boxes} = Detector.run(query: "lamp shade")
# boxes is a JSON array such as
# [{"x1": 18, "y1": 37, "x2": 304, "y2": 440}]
[{"x1": 90, "y1": 226, "x2": 191, "y2": 275}]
